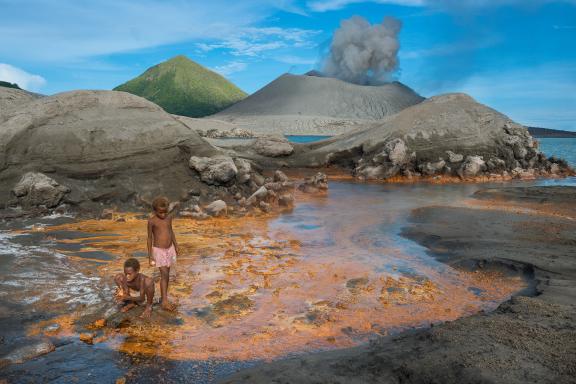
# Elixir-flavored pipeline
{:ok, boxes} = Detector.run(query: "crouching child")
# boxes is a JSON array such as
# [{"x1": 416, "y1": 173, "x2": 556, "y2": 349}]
[{"x1": 114, "y1": 258, "x2": 155, "y2": 318}]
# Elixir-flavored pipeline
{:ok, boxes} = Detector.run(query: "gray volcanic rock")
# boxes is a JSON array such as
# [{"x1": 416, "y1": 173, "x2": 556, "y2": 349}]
[
  {"x1": 212, "y1": 73, "x2": 424, "y2": 135},
  {"x1": 0, "y1": 90, "x2": 220, "y2": 208},
  {"x1": 0, "y1": 86, "x2": 41, "y2": 120},
  {"x1": 12, "y1": 172, "x2": 70, "y2": 208},
  {"x1": 253, "y1": 136, "x2": 294, "y2": 157},
  {"x1": 289, "y1": 93, "x2": 571, "y2": 179},
  {"x1": 189, "y1": 155, "x2": 238, "y2": 185},
  {"x1": 0, "y1": 339, "x2": 55, "y2": 366}
]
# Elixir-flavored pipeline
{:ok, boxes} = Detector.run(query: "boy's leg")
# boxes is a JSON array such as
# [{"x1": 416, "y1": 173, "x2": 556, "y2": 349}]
[
  {"x1": 140, "y1": 278, "x2": 155, "y2": 319},
  {"x1": 159, "y1": 266, "x2": 175, "y2": 311}
]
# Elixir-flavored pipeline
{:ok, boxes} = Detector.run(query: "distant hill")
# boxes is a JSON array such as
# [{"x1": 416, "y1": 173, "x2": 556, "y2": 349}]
[
  {"x1": 0, "y1": 80, "x2": 21, "y2": 89},
  {"x1": 528, "y1": 127, "x2": 576, "y2": 138},
  {"x1": 114, "y1": 55, "x2": 247, "y2": 118}
]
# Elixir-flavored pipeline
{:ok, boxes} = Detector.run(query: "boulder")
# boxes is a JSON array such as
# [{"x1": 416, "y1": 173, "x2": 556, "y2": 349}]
[
  {"x1": 373, "y1": 138, "x2": 409, "y2": 166},
  {"x1": 299, "y1": 172, "x2": 328, "y2": 193},
  {"x1": 205, "y1": 200, "x2": 227, "y2": 217},
  {"x1": 460, "y1": 156, "x2": 486, "y2": 178},
  {"x1": 259, "y1": 201, "x2": 272, "y2": 213},
  {"x1": 234, "y1": 158, "x2": 252, "y2": 184},
  {"x1": 419, "y1": 160, "x2": 446, "y2": 176},
  {"x1": 253, "y1": 136, "x2": 294, "y2": 157},
  {"x1": 11, "y1": 172, "x2": 70, "y2": 208},
  {"x1": 273, "y1": 170, "x2": 289, "y2": 182},
  {"x1": 0, "y1": 339, "x2": 55, "y2": 366},
  {"x1": 446, "y1": 151, "x2": 464, "y2": 163},
  {"x1": 247, "y1": 186, "x2": 268, "y2": 205},
  {"x1": 189, "y1": 156, "x2": 237, "y2": 185}
]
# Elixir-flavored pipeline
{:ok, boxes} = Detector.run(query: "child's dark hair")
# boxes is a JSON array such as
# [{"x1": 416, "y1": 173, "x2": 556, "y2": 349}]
[
  {"x1": 152, "y1": 196, "x2": 169, "y2": 212},
  {"x1": 124, "y1": 258, "x2": 140, "y2": 271}
]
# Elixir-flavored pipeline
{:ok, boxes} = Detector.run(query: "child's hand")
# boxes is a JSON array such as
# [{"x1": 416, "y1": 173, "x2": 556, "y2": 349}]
[{"x1": 149, "y1": 259, "x2": 156, "y2": 267}]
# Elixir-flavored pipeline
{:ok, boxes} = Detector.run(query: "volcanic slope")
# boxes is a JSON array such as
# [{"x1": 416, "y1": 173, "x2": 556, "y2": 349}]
[
  {"x1": 0, "y1": 86, "x2": 42, "y2": 120},
  {"x1": 212, "y1": 73, "x2": 424, "y2": 135},
  {"x1": 114, "y1": 55, "x2": 247, "y2": 118}
]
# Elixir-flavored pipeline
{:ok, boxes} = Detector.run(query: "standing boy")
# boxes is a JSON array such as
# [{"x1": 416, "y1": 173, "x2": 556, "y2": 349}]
[{"x1": 148, "y1": 196, "x2": 179, "y2": 311}]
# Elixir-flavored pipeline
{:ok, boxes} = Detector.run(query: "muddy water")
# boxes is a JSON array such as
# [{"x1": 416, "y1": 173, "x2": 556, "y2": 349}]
[{"x1": 2, "y1": 178, "x2": 573, "y2": 383}]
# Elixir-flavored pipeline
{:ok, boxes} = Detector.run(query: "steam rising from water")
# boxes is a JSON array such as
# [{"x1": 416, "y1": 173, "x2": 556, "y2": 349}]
[{"x1": 322, "y1": 16, "x2": 402, "y2": 85}]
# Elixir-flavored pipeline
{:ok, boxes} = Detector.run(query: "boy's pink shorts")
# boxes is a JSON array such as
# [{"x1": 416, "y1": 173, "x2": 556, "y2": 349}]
[{"x1": 153, "y1": 244, "x2": 176, "y2": 267}]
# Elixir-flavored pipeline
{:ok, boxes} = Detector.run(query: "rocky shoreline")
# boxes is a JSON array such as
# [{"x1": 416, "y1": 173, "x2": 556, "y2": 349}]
[{"x1": 218, "y1": 185, "x2": 576, "y2": 384}]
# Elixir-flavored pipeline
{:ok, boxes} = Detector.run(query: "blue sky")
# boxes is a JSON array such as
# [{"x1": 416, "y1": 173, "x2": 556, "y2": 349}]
[{"x1": 1, "y1": 0, "x2": 575, "y2": 130}]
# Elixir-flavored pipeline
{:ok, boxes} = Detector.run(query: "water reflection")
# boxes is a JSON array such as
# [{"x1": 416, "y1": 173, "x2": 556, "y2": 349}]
[{"x1": 17, "y1": 180, "x2": 538, "y2": 361}]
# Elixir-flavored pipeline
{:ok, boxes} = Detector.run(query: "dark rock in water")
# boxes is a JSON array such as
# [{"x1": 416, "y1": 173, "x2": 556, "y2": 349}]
[
  {"x1": 346, "y1": 277, "x2": 369, "y2": 290},
  {"x1": 212, "y1": 294, "x2": 254, "y2": 317},
  {"x1": 298, "y1": 172, "x2": 328, "y2": 193},
  {"x1": 278, "y1": 193, "x2": 295, "y2": 207},
  {"x1": 0, "y1": 339, "x2": 55, "y2": 366}
]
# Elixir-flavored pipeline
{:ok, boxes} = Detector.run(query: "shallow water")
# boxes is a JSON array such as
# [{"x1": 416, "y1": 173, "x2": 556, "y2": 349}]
[
  {"x1": 537, "y1": 137, "x2": 576, "y2": 167},
  {"x1": 1, "y1": 177, "x2": 575, "y2": 382}
]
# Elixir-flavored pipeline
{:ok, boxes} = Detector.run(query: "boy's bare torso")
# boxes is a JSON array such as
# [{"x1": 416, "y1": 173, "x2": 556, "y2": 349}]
[
  {"x1": 149, "y1": 215, "x2": 173, "y2": 248},
  {"x1": 126, "y1": 274, "x2": 145, "y2": 292}
]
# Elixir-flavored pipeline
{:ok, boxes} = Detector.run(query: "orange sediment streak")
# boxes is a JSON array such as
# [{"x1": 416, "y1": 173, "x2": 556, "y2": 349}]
[{"x1": 27, "y1": 191, "x2": 526, "y2": 361}]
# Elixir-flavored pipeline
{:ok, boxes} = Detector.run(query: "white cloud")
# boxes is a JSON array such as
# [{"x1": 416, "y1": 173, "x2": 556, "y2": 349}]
[
  {"x1": 0, "y1": 63, "x2": 46, "y2": 91},
  {"x1": 197, "y1": 27, "x2": 321, "y2": 57},
  {"x1": 212, "y1": 61, "x2": 248, "y2": 76},
  {"x1": 0, "y1": 0, "x2": 297, "y2": 63},
  {"x1": 307, "y1": 0, "x2": 424, "y2": 12},
  {"x1": 307, "y1": 0, "x2": 576, "y2": 12},
  {"x1": 274, "y1": 55, "x2": 317, "y2": 65}
]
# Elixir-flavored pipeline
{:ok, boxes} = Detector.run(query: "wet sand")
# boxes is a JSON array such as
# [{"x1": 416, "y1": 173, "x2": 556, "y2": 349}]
[
  {"x1": 219, "y1": 184, "x2": 576, "y2": 384},
  {"x1": 1, "y1": 180, "x2": 574, "y2": 383}
]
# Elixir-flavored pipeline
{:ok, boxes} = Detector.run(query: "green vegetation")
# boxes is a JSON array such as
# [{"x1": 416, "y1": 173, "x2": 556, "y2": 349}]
[
  {"x1": 0, "y1": 80, "x2": 21, "y2": 89},
  {"x1": 114, "y1": 55, "x2": 247, "y2": 117}
]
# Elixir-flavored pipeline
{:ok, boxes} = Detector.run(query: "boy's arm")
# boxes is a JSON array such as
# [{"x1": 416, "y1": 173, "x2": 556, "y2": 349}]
[
  {"x1": 170, "y1": 217, "x2": 179, "y2": 256},
  {"x1": 120, "y1": 277, "x2": 146, "y2": 303},
  {"x1": 147, "y1": 219, "x2": 155, "y2": 266}
]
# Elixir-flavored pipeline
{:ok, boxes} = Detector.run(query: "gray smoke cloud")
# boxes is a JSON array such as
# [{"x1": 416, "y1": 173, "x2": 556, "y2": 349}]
[{"x1": 322, "y1": 16, "x2": 402, "y2": 85}]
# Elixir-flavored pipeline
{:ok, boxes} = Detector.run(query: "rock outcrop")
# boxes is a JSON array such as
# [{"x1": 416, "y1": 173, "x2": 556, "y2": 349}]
[
  {"x1": 0, "y1": 86, "x2": 41, "y2": 120},
  {"x1": 0, "y1": 90, "x2": 221, "y2": 209},
  {"x1": 289, "y1": 93, "x2": 572, "y2": 180}
]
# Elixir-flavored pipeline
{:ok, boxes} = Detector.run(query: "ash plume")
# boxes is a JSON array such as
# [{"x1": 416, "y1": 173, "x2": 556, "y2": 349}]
[{"x1": 322, "y1": 16, "x2": 402, "y2": 85}]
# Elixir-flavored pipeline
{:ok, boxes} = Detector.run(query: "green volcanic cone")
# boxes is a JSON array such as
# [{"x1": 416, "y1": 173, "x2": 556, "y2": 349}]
[{"x1": 114, "y1": 55, "x2": 247, "y2": 117}]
